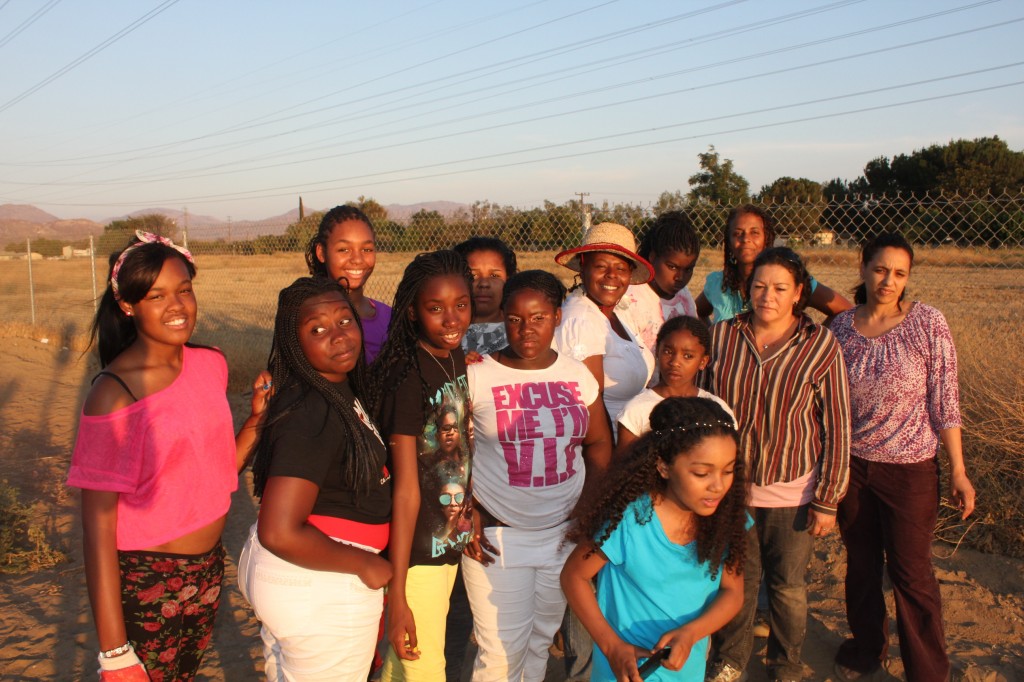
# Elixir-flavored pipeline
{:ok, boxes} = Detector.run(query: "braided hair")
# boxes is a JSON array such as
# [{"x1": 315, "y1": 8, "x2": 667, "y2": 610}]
[
  {"x1": 250, "y1": 276, "x2": 380, "y2": 498},
  {"x1": 304, "y1": 205, "x2": 375, "y2": 279},
  {"x1": 90, "y1": 235, "x2": 197, "y2": 367},
  {"x1": 367, "y1": 250, "x2": 473, "y2": 419},
  {"x1": 722, "y1": 204, "x2": 775, "y2": 298},
  {"x1": 567, "y1": 396, "x2": 747, "y2": 579}
]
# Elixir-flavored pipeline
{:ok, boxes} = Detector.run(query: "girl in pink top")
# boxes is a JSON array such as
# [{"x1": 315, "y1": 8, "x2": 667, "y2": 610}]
[{"x1": 67, "y1": 232, "x2": 266, "y2": 681}]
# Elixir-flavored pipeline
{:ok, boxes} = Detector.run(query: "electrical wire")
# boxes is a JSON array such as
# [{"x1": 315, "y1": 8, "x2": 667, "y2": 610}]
[{"x1": 0, "y1": 0, "x2": 182, "y2": 115}]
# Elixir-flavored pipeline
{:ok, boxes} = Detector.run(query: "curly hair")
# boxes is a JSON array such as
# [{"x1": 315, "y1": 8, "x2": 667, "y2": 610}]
[
  {"x1": 638, "y1": 210, "x2": 700, "y2": 262},
  {"x1": 304, "y1": 205, "x2": 375, "y2": 280},
  {"x1": 90, "y1": 235, "x2": 197, "y2": 367},
  {"x1": 746, "y1": 246, "x2": 812, "y2": 315},
  {"x1": 722, "y1": 204, "x2": 775, "y2": 298},
  {"x1": 367, "y1": 250, "x2": 473, "y2": 420},
  {"x1": 250, "y1": 277, "x2": 381, "y2": 498},
  {"x1": 566, "y1": 397, "x2": 747, "y2": 579}
]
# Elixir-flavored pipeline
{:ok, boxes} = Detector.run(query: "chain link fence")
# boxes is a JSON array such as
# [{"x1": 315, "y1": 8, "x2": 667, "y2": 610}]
[
  {"x1": 3, "y1": 189, "x2": 1022, "y2": 340},
  {"x1": 1, "y1": 189, "x2": 1022, "y2": 554}
]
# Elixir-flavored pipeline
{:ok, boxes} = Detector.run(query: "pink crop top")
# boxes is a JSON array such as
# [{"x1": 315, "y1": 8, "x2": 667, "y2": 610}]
[{"x1": 67, "y1": 345, "x2": 238, "y2": 550}]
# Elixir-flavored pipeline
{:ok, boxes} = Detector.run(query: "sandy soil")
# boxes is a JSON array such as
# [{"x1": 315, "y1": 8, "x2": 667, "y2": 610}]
[{"x1": 0, "y1": 336, "x2": 1021, "y2": 681}]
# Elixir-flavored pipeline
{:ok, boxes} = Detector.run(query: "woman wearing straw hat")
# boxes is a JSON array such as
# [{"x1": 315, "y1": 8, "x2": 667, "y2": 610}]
[
  {"x1": 554, "y1": 222, "x2": 656, "y2": 442},
  {"x1": 553, "y1": 222, "x2": 655, "y2": 681}
]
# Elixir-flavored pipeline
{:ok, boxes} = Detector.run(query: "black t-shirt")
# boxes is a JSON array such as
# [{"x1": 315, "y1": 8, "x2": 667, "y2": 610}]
[
  {"x1": 380, "y1": 346, "x2": 472, "y2": 566},
  {"x1": 267, "y1": 380, "x2": 390, "y2": 525}
]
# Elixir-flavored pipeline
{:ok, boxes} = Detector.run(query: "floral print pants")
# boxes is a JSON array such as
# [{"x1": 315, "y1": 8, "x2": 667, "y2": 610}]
[{"x1": 118, "y1": 542, "x2": 225, "y2": 682}]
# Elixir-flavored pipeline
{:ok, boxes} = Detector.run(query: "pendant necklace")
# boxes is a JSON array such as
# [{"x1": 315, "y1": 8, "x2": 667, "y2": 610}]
[{"x1": 421, "y1": 343, "x2": 456, "y2": 383}]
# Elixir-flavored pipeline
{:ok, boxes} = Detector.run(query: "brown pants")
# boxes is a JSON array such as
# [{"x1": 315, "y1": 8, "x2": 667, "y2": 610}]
[{"x1": 836, "y1": 457, "x2": 949, "y2": 682}]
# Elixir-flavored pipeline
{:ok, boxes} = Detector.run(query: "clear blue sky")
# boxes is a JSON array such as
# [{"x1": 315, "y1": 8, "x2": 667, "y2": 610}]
[{"x1": 2, "y1": 0, "x2": 1022, "y2": 221}]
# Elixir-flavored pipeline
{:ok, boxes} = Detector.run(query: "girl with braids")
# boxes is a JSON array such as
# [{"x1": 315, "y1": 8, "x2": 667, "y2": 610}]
[
  {"x1": 306, "y1": 204, "x2": 391, "y2": 362},
  {"x1": 461, "y1": 270, "x2": 613, "y2": 681},
  {"x1": 369, "y1": 250, "x2": 474, "y2": 682},
  {"x1": 560, "y1": 397, "x2": 748, "y2": 682},
  {"x1": 238, "y1": 276, "x2": 392, "y2": 681},
  {"x1": 67, "y1": 232, "x2": 264, "y2": 681},
  {"x1": 615, "y1": 316, "x2": 734, "y2": 456},
  {"x1": 695, "y1": 204, "x2": 851, "y2": 323},
  {"x1": 617, "y1": 210, "x2": 701, "y2": 353}
]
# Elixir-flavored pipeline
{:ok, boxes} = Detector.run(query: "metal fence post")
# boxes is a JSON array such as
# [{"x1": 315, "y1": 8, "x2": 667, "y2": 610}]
[
  {"x1": 90, "y1": 235, "x2": 98, "y2": 310},
  {"x1": 26, "y1": 238, "x2": 36, "y2": 326}
]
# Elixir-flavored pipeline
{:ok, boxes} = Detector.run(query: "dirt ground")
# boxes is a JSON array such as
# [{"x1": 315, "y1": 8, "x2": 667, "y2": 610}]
[{"x1": 0, "y1": 335, "x2": 1021, "y2": 681}]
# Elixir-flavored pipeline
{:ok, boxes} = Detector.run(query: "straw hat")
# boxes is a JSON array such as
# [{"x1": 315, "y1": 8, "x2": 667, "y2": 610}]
[{"x1": 555, "y1": 222, "x2": 653, "y2": 285}]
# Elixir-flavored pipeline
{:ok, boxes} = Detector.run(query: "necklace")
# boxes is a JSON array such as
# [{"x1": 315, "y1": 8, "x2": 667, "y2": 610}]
[{"x1": 421, "y1": 343, "x2": 456, "y2": 383}]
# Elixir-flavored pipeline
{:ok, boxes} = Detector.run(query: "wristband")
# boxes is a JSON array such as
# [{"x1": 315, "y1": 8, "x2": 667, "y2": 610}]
[{"x1": 100, "y1": 642, "x2": 132, "y2": 659}]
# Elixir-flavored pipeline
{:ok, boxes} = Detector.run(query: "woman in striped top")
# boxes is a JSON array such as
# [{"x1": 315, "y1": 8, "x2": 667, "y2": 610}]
[{"x1": 704, "y1": 247, "x2": 851, "y2": 682}]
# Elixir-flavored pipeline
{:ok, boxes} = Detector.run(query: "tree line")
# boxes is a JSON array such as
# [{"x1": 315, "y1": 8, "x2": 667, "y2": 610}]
[{"x1": 16, "y1": 135, "x2": 1021, "y2": 256}]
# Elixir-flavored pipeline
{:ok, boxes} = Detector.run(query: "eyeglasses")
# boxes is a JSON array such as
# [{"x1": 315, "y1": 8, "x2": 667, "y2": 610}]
[
  {"x1": 439, "y1": 492, "x2": 465, "y2": 505},
  {"x1": 439, "y1": 423, "x2": 458, "y2": 433}
]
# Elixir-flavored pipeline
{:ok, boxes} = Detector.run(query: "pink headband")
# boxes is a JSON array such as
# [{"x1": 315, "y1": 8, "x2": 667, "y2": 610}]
[{"x1": 111, "y1": 230, "x2": 194, "y2": 301}]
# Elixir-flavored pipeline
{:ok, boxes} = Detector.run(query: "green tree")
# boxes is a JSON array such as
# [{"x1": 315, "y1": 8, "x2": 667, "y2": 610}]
[
  {"x1": 404, "y1": 209, "x2": 446, "y2": 250},
  {"x1": 98, "y1": 213, "x2": 180, "y2": 254},
  {"x1": 654, "y1": 190, "x2": 687, "y2": 215},
  {"x1": 687, "y1": 145, "x2": 750, "y2": 205},
  {"x1": 353, "y1": 195, "x2": 389, "y2": 226},
  {"x1": 283, "y1": 210, "x2": 326, "y2": 252},
  {"x1": 758, "y1": 177, "x2": 825, "y2": 241}
]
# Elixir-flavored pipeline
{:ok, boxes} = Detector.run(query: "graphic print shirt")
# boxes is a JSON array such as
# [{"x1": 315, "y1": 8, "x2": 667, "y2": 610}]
[
  {"x1": 380, "y1": 346, "x2": 473, "y2": 566},
  {"x1": 467, "y1": 353, "x2": 598, "y2": 530}
]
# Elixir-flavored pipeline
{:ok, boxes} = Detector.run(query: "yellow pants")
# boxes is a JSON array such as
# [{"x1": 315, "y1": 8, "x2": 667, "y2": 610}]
[{"x1": 380, "y1": 563, "x2": 460, "y2": 682}]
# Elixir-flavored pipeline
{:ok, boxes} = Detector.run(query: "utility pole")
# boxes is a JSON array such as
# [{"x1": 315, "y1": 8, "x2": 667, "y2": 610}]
[
  {"x1": 575, "y1": 192, "x2": 591, "y2": 237},
  {"x1": 182, "y1": 206, "x2": 189, "y2": 249},
  {"x1": 228, "y1": 216, "x2": 233, "y2": 255}
]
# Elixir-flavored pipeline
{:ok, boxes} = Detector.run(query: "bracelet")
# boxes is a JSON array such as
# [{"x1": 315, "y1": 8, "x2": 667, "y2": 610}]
[{"x1": 99, "y1": 642, "x2": 132, "y2": 658}]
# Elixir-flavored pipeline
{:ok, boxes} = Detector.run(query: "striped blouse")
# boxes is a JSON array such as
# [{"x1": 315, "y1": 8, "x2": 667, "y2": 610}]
[{"x1": 706, "y1": 313, "x2": 851, "y2": 515}]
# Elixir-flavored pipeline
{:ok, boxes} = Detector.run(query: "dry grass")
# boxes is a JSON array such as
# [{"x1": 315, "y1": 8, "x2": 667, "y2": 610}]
[{"x1": 2, "y1": 252, "x2": 1022, "y2": 556}]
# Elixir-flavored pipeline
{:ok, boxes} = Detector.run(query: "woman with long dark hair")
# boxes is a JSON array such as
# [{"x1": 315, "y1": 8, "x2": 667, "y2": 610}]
[
  {"x1": 831, "y1": 233, "x2": 975, "y2": 681},
  {"x1": 238, "y1": 277, "x2": 393, "y2": 681},
  {"x1": 68, "y1": 232, "x2": 264, "y2": 681}
]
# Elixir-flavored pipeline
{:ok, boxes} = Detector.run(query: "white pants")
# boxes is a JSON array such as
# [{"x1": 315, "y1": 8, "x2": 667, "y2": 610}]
[
  {"x1": 461, "y1": 523, "x2": 574, "y2": 682},
  {"x1": 237, "y1": 523, "x2": 383, "y2": 682}
]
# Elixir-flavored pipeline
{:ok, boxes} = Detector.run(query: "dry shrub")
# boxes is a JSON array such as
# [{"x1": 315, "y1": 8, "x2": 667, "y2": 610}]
[
  {"x1": 944, "y1": 320, "x2": 1024, "y2": 557},
  {"x1": 0, "y1": 480, "x2": 68, "y2": 573}
]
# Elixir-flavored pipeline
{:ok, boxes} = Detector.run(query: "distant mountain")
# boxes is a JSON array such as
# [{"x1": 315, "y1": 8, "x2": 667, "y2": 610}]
[
  {"x1": 0, "y1": 204, "x2": 103, "y2": 244},
  {"x1": 385, "y1": 201, "x2": 468, "y2": 221},
  {"x1": 0, "y1": 204, "x2": 61, "y2": 223},
  {"x1": 0, "y1": 200, "x2": 474, "y2": 245}
]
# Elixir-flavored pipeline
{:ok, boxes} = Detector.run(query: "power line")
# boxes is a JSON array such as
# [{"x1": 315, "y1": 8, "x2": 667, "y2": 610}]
[
  {"x1": 11, "y1": 14, "x2": 1019, "y2": 193},
  {"x1": 0, "y1": 0, "x2": 181, "y2": 115},
  {"x1": 0, "y1": 0, "x2": 62, "y2": 50},
  {"x1": 28, "y1": 74, "x2": 1024, "y2": 208}
]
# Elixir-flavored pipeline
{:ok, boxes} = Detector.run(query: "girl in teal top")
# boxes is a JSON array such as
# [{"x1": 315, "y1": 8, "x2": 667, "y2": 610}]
[{"x1": 561, "y1": 397, "x2": 750, "y2": 681}]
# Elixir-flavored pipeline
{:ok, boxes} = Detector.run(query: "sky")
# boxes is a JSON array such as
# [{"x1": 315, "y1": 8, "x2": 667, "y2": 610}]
[{"x1": 2, "y1": 0, "x2": 1022, "y2": 222}]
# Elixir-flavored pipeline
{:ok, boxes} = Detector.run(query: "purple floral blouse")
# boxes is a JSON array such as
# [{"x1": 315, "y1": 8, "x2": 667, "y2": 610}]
[{"x1": 831, "y1": 303, "x2": 961, "y2": 464}]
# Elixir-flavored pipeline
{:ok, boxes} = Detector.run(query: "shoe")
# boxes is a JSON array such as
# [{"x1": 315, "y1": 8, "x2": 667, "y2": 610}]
[
  {"x1": 706, "y1": 661, "x2": 748, "y2": 682},
  {"x1": 752, "y1": 610, "x2": 770, "y2": 638}
]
